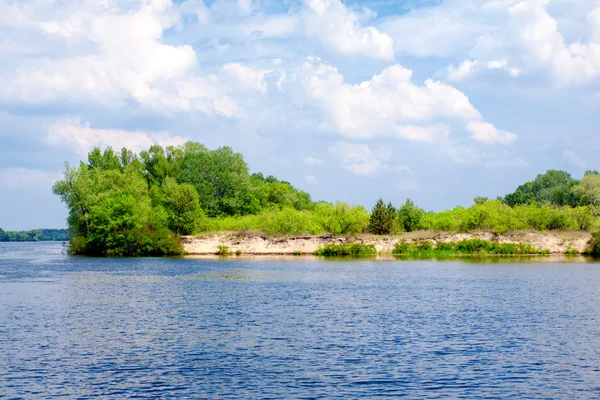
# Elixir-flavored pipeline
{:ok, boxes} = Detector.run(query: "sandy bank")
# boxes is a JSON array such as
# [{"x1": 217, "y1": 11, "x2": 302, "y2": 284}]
[{"x1": 182, "y1": 231, "x2": 591, "y2": 255}]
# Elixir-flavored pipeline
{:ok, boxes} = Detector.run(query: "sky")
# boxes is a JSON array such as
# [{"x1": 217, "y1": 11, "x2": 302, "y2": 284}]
[{"x1": 2, "y1": 0, "x2": 600, "y2": 230}]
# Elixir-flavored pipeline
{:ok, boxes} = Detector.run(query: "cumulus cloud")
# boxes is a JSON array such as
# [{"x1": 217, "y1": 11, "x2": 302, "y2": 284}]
[
  {"x1": 293, "y1": 58, "x2": 512, "y2": 144},
  {"x1": 302, "y1": 0, "x2": 394, "y2": 60},
  {"x1": 467, "y1": 121, "x2": 517, "y2": 144},
  {"x1": 47, "y1": 119, "x2": 187, "y2": 155}
]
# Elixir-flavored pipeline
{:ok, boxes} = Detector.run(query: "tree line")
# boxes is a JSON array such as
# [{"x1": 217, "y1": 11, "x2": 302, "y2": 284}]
[
  {"x1": 0, "y1": 229, "x2": 70, "y2": 242},
  {"x1": 52, "y1": 143, "x2": 600, "y2": 256}
]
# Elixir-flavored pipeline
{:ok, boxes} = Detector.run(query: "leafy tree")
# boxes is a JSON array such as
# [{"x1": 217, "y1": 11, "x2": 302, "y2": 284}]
[
  {"x1": 504, "y1": 170, "x2": 580, "y2": 207},
  {"x1": 179, "y1": 145, "x2": 260, "y2": 216},
  {"x1": 572, "y1": 173, "x2": 600, "y2": 209},
  {"x1": 162, "y1": 177, "x2": 202, "y2": 235},
  {"x1": 398, "y1": 198, "x2": 424, "y2": 232}
]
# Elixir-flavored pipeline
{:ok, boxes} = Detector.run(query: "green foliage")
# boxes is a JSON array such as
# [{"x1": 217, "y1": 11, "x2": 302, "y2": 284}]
[
  {"x1": 0, "y1": 229, "x2": 69, "y2": 242},
  {"x1": 585, "y1": 232, "x2": 600, "y2": 256},
  {"x1": 235, "y1": 249, "x2": 242, "y2": 256},
  {"x1": 421, "y1": 200, "x2": 596, "y2": 233},
  {"x1": 293, "y1": 250, "x2": 302, "y2": 256},
  {"x1": 393, "y1": 239, "x2": 549, "y2": 256},
  {"x1": 162, "y1": 177, "x2": 202, "y2": 235},
  {"x1": 503, "y1": 170, "x2": 580, "y2": 207},
  {"x1": 368, "y1": 199, "x2": 397, "y2": 235},
  {"x1": 53, "y1": 143, "x2": 600, "y2": 258},
  {"x1": 565, "y1": 248, "x2": 579, "y2": 255},
  {"x1": 314, "y1": 243, "x2": 377, "y2": 256},
  {"x1": 398, "y1": 198, "x2": 425, "y2": 232},
  {"x1": 572, "y1": 173, "x2": 600, "y2": 209},
  {"x1": 314, "y1": 202, "x2": 369, "y2": 235},
  {"x1": 216, "y1": 245, "x2": 231, "y2": 256}
]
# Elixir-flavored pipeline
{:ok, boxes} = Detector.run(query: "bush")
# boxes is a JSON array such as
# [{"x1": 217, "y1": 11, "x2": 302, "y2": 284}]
[
  {"x1": 392, "y1": 239, "x2": 549, "y2": 256},
  {"x1": 585, "y1": 232, "x2": 600, "y2": 255},
  {"x1": 314, "y1": 243, "x2": 377, "y2": 256},
  {"x1": 216, "y1": 245, "x2": 231, "y2": 256}
]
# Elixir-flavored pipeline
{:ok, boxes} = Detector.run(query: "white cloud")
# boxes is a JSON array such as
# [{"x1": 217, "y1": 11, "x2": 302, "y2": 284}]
[
  {"x1": 219, "y1": 63, "x2": 268, "y2": 92},
  {"x1": 293, "y1": 58, "x2": 512, "y2": 144},
  {"x1": 2, "y1": 0, "x2": 198, "y2": 109},
  {"x1": 47, "y1": 119, "x2": 187, "y2": 155},
  {"x1": 302, "y1": 0, "x2": 394, "y2": 60},
  {"x1": 467, "y1": 121, "x2": 517, "y2": 144},
  {"x1": 328, "y1": 141, "x2": 387, "y2": 175},
  {"x1": 304, "y1": 174, "x2": 319, "y2": 184},
  {"x1": 303, "y1": 156, "x2": 326, "y2": 166},
  {"x1": 0, "y1": 168, "x2": 61, "y2": 190}
]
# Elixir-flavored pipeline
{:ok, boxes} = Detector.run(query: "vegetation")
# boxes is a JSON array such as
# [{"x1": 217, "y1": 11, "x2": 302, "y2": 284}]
[
  {"x1": 215, "y1": 245, "x2": 231, "y2": 256},
  {"x1": 314, "y1": 243, "x2": 377, "y2": 256},
  {"x1": 585, "y1": 232, "x2": 600, "y2": 256},
  {"x1": 0, "y1": 229, "x2": 69, "y2": 242},
  {"x1": 393, "y1": 239, "x2": 550, "y2": 256},
  {"x1": 52, "y1": 142, "x2": 600, "y2": 257}
]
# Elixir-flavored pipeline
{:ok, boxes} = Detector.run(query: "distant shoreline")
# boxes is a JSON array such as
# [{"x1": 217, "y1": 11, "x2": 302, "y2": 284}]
[{"x1": 183, "y1": 231, "x2": 591, "y2": 256}]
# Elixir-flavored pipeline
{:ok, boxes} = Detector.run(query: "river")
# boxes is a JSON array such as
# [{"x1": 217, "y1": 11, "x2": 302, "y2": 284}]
[{"x1": 1, "y1": 242, "x2": 600, "y2": 398}]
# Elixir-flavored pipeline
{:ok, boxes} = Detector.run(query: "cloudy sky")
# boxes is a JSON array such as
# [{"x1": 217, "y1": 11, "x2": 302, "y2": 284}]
[{"x1": 1, "y1": 0, "x2": 600, "y2": 230}]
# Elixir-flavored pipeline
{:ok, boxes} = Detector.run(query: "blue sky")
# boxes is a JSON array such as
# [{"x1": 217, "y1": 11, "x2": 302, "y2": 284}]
[{"x1": 1, "y1": 0, "x2": 600, "y2": 230}]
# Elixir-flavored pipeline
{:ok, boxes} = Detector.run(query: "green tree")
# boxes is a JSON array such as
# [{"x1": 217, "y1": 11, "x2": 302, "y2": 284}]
[
  {"x1": 504, "y1": 170, "x2": 579, "y2": 207},
  {"x1": 162, "y1": 177, "x2": 202, "y2": 235},
  {"x1": 398, "y1": 198, "x2": 424, "y2": 232},
  {"x1": 368, "y1": 199, "x2": 396, "y2": 235},
  {"x1": 572, "y1": 173, "x2": 600, "y2": 208}
]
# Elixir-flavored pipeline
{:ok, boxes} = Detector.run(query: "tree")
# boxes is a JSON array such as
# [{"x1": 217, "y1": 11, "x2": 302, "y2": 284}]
[
  {"x1": 398, "y1": 198, "x2": 424, "y2": 232},
  {"x1": 162, "y1": 177, "x2": 202, "y2": 235},
  {"x1": 503, "y1": 170, "x2": 579, "y2": 207},
  {"x1": 572, "y1": 173, "x2": 600, "y2": 209},
  {"x1": 368, "y1": 199, "x2": 396, "y2": 235}
]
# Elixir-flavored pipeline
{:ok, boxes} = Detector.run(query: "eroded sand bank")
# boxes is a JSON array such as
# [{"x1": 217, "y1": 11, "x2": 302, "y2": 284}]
[{"x1": 182, "y1": 231, "x2": 591, "y2": 255}]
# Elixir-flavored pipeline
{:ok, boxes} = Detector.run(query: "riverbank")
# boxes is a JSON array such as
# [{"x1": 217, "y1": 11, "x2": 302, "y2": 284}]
[{"x1": 182, "y1": 231, "x2": 591, "y2": 255}]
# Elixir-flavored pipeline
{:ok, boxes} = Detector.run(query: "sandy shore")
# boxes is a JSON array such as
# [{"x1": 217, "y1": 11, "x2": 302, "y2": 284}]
[{"x1": 182, "y1": 231, "x2": 592, "y2": 255}]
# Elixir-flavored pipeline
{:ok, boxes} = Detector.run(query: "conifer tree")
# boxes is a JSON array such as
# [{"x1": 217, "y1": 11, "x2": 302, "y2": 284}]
[{"x1": 369, "y1": 199, "x2": 396, "y2": 235}]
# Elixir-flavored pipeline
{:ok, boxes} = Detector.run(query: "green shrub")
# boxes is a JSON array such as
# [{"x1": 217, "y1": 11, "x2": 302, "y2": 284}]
[
  {"x1": 584, "y1": 232, "x2": 600, "y2": 255},
  {"x1": 235, "y1": 249, "x2": 242, "y2": 256},
  {"x1": 392, "y1": 239, "x2": 548, "y2": 256},
  {"x1": 216, "y1": 245, "x2": 231, "y2": 256},
  {"x1": 293, "y1": 250, "x2": 302, "y2": 256},
  {"x1": 314, "y1": 243, "x2": 377, "y2": 256},
  {"x1": 565, "y1": 248, "x2": 579, "y2": 255}
]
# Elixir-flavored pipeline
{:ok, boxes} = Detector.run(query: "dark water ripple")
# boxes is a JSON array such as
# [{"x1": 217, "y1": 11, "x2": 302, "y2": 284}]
[{"x1": 2, "y1": 243, "x2": 600, "y2": 398}]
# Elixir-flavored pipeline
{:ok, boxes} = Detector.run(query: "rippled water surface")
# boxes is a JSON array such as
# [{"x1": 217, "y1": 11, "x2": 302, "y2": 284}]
[{"x1": 2, "y1": 242, "x2": 600, "y2": 398}]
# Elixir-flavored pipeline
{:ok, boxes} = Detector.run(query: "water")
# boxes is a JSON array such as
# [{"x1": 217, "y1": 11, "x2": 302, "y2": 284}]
[{"x1": 2, "y1": 242, "x2": 600, "y2": 398}]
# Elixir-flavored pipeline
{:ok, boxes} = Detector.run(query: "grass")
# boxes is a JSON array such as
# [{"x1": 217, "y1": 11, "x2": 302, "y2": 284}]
[
  {"x1": 314, "y1": 243, "x2": 377, "y2": 256},
  {"x1": 392, "y1": 239, "x2": 551, "y2": 256},
  {"x1": 215, "y1": 245, "x2": 231, "y2": 256}
]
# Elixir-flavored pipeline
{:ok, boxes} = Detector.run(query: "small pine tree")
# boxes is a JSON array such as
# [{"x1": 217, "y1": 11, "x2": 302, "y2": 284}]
[{"x1": 369, "y1": 199, "x2": 396, "y2": 235}]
